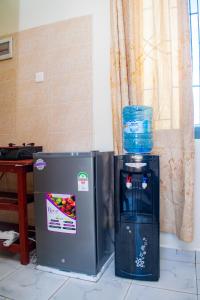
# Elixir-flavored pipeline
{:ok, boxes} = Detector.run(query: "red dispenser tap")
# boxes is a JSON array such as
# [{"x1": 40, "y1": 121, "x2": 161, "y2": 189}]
[{"x1": 126, "y1": 175, "x2": 132, "y2": 189}]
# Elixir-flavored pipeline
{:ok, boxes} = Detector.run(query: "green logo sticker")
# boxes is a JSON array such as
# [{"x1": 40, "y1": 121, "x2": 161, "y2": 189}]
[
  {"x1": 77, "y1": 172, "x2": 89, "y2": 191},
  {"x1": 78, "y1": 172, "x2": 88, "y2": 179}
]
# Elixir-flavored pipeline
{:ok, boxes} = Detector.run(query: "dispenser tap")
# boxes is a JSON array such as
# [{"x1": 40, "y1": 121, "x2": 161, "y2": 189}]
[
  {"x1": 142, "y1": 176, "x2": 148, "y2": 189},
  {"x1": 126, "y1": 175, "x2": 132, "y2": 189}
]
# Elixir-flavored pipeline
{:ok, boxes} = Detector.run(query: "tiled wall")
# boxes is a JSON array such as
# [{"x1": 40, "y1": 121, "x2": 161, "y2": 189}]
[
  {"x1": 0, "y1": 16, "x2": 93, "y2": 224},
  {"x1": 0, "y1": 15, "x2": 92, "y2": 150}
]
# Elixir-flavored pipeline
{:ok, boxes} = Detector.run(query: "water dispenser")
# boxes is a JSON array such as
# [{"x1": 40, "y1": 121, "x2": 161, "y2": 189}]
[{"x1": 114, "y1": 154, "x2": 160, "y2": 281}]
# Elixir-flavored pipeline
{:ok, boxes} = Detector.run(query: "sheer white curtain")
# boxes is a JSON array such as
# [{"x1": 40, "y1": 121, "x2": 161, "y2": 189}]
[{"x1": 111, "y1": 0, "x2": 195, "y2": 241}]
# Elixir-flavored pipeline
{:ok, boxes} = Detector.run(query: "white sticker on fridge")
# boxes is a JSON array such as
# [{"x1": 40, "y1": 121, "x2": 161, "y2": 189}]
[{"x1": 77, "y1": 172, "x2": 89, "y2": 191}]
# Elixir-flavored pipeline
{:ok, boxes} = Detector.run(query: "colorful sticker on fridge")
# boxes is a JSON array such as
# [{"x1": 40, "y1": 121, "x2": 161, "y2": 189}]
[
  {"x1": 34, "y1": 159, "x2": 47, "y2": 171},
  {"x1": 46, "y1": 193, "x2": 76, "y2": 234},
  {"x1": 77, "y1": 172, "x2": 89, "y2": 191}
]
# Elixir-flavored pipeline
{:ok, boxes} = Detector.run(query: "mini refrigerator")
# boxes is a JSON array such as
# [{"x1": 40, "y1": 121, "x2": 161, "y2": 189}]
[
  {"x1": 114, "y1": 154, "x2": 160, "y2": 281},
  {"x1": 33, "y1": 151, "x2": 114, "y2": 276}
]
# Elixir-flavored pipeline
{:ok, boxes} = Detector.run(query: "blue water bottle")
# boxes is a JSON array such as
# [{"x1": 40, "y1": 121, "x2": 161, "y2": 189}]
[{"x1": 123, "y1": 105, "x2": 153, "y2": 153}]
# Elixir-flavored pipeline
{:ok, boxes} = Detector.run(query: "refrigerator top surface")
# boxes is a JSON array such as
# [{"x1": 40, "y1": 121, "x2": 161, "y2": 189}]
[
  {"x1": 34, "y1": 151, "x2": 96, "y2": 158},
  {"x1": 34, "y1": 151, "x2": 114, "y2": 159}
]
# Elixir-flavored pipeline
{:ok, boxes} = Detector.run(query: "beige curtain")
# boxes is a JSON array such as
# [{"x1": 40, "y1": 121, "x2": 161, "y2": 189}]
[{"x1": 111, "y1": 0, "x2": 195, "y2": 241}]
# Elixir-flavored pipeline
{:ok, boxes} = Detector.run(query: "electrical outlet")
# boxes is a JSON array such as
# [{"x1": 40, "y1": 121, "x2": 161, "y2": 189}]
[{"x1": 35, "y1": 72, "x2": 44, "y2": 82}]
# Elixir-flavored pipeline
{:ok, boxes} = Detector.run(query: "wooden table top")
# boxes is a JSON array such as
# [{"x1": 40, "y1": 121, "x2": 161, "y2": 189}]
[{"x1": 0, "y1": 159, "x2": 33, "y2": 166}]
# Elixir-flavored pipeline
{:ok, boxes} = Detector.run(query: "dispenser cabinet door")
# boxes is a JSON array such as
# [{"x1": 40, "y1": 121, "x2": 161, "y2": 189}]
[
  {"x1": 33, "y1": 153, "x2": 97, "y2": 275},
  {"x1": 115, "y1": 222, "x2": 160, "y2": 281}
]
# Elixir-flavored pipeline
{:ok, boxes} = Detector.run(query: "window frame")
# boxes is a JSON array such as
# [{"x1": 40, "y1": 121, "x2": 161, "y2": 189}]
[
  {"x1": 188, "y1": 0, "x2": 200, "y2": 139},
  {"x1": 195, "y1": 125, "x2": 200, "y2": 138}
]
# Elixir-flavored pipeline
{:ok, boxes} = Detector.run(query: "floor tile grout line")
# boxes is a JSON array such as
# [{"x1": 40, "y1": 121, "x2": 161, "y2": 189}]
[
  {"x1": 0, "y1": 267, "x2": 21, "y2": 283},
  {"x1": 48, "y1": 277, "x2": 70, "y2": 300},
  {"x1": 132, "y1": 281, "x2": 197, "y2": 295},
  {"x1": 0, "y1": 293, "x2": 15, "y2": 300},
  {"x1": 160, "y1": 248, "x2": 196, "y2": 264},
  {"x1": 122, "y1": 281, "x2": 132, "y2": 300},
  {"x1": 160, "y1": 258, "x2": 196, "y2": 264}
]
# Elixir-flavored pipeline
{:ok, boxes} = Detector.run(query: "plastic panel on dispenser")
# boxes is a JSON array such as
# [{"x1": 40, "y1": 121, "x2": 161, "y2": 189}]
[{"x1": 115, "y1": 222, "x2": 159, "y2": 281}]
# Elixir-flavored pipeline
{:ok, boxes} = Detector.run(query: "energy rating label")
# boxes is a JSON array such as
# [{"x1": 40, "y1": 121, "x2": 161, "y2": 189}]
[{"x1": 77, "y1": 171, "x2": 89, "y2": 191}]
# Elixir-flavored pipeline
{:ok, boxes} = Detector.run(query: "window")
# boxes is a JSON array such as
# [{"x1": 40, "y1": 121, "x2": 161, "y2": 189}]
[{"x1": 189, "y1": 0, "x2": 200, "y2": 138}]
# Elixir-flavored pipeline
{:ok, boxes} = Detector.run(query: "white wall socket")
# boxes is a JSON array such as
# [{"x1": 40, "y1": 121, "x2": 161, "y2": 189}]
[{"x1": 35, "y1": 72, "x2": 44, "y2": 82}]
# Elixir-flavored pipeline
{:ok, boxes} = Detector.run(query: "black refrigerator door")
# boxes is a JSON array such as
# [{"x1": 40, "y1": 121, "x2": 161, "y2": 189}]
[
  {"x1": 94, "y1": 152, "x2": 114, "y2": 272},
  {"x1": 33, "y1": 153, "x2": 98, "y2": 275}
]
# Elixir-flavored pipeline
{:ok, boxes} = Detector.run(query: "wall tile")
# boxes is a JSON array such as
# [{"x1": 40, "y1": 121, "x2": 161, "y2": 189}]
[
  {"x1": 48, "y1": 101, "x2": 92, "y2": 133},
  {"x1": 17, "y1": 26, "x2": 50, "y2": 56},
  {"x1": 17, "y1": 52, "x2": 49, "y2": 82},
  {"x1": 46, "y1": 130, "x2": 92, "y2": 152},
  {"x1": 0, "y1": 67, "x2": 17, "y2": 82},
  {"x1": 0, "y1": 109, "x2": 16, "y2": 135},
  {"x1": 49, "y1": 71, "x2": 92, "y2": 104},
  {"x1": 0, "y1": 80, "x2": 17, "y2": 107},
  {"x1": 16, "y1": 80, "x2": 51, "y2": 106},
  {"x1": 16, "y1": 105, "x2": 50, "y2": 141},
  {"x1": 47, "y1": 43, "x2": 92, "y2": 78},
  {"x1": 48, "y1": 15, "x2": 92, "y2": 51}
]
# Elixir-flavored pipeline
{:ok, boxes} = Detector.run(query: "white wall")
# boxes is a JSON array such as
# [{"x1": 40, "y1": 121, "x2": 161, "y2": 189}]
[
  {"x1": 0, "y1": 0, "x2": 20, "y2": 36},
  {"x1": 1, "y1": 0, "x2": 199, "y2": 251}
]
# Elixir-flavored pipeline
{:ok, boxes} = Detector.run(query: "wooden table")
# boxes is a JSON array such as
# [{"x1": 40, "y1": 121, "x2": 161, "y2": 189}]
[{"x1": 0, "y1": 159, "x2": 35, "y2": 265}]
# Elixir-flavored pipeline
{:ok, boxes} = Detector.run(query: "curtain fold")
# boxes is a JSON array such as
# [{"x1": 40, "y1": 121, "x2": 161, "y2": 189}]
[{"x1": 111, "y1": 0, "x2": 195, "y2": 242}]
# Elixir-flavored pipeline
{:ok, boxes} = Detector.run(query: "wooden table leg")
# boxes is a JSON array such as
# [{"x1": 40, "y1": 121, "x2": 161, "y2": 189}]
[{"x1": 17, "y1": 168, "x2": 29, "y2": 265}]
